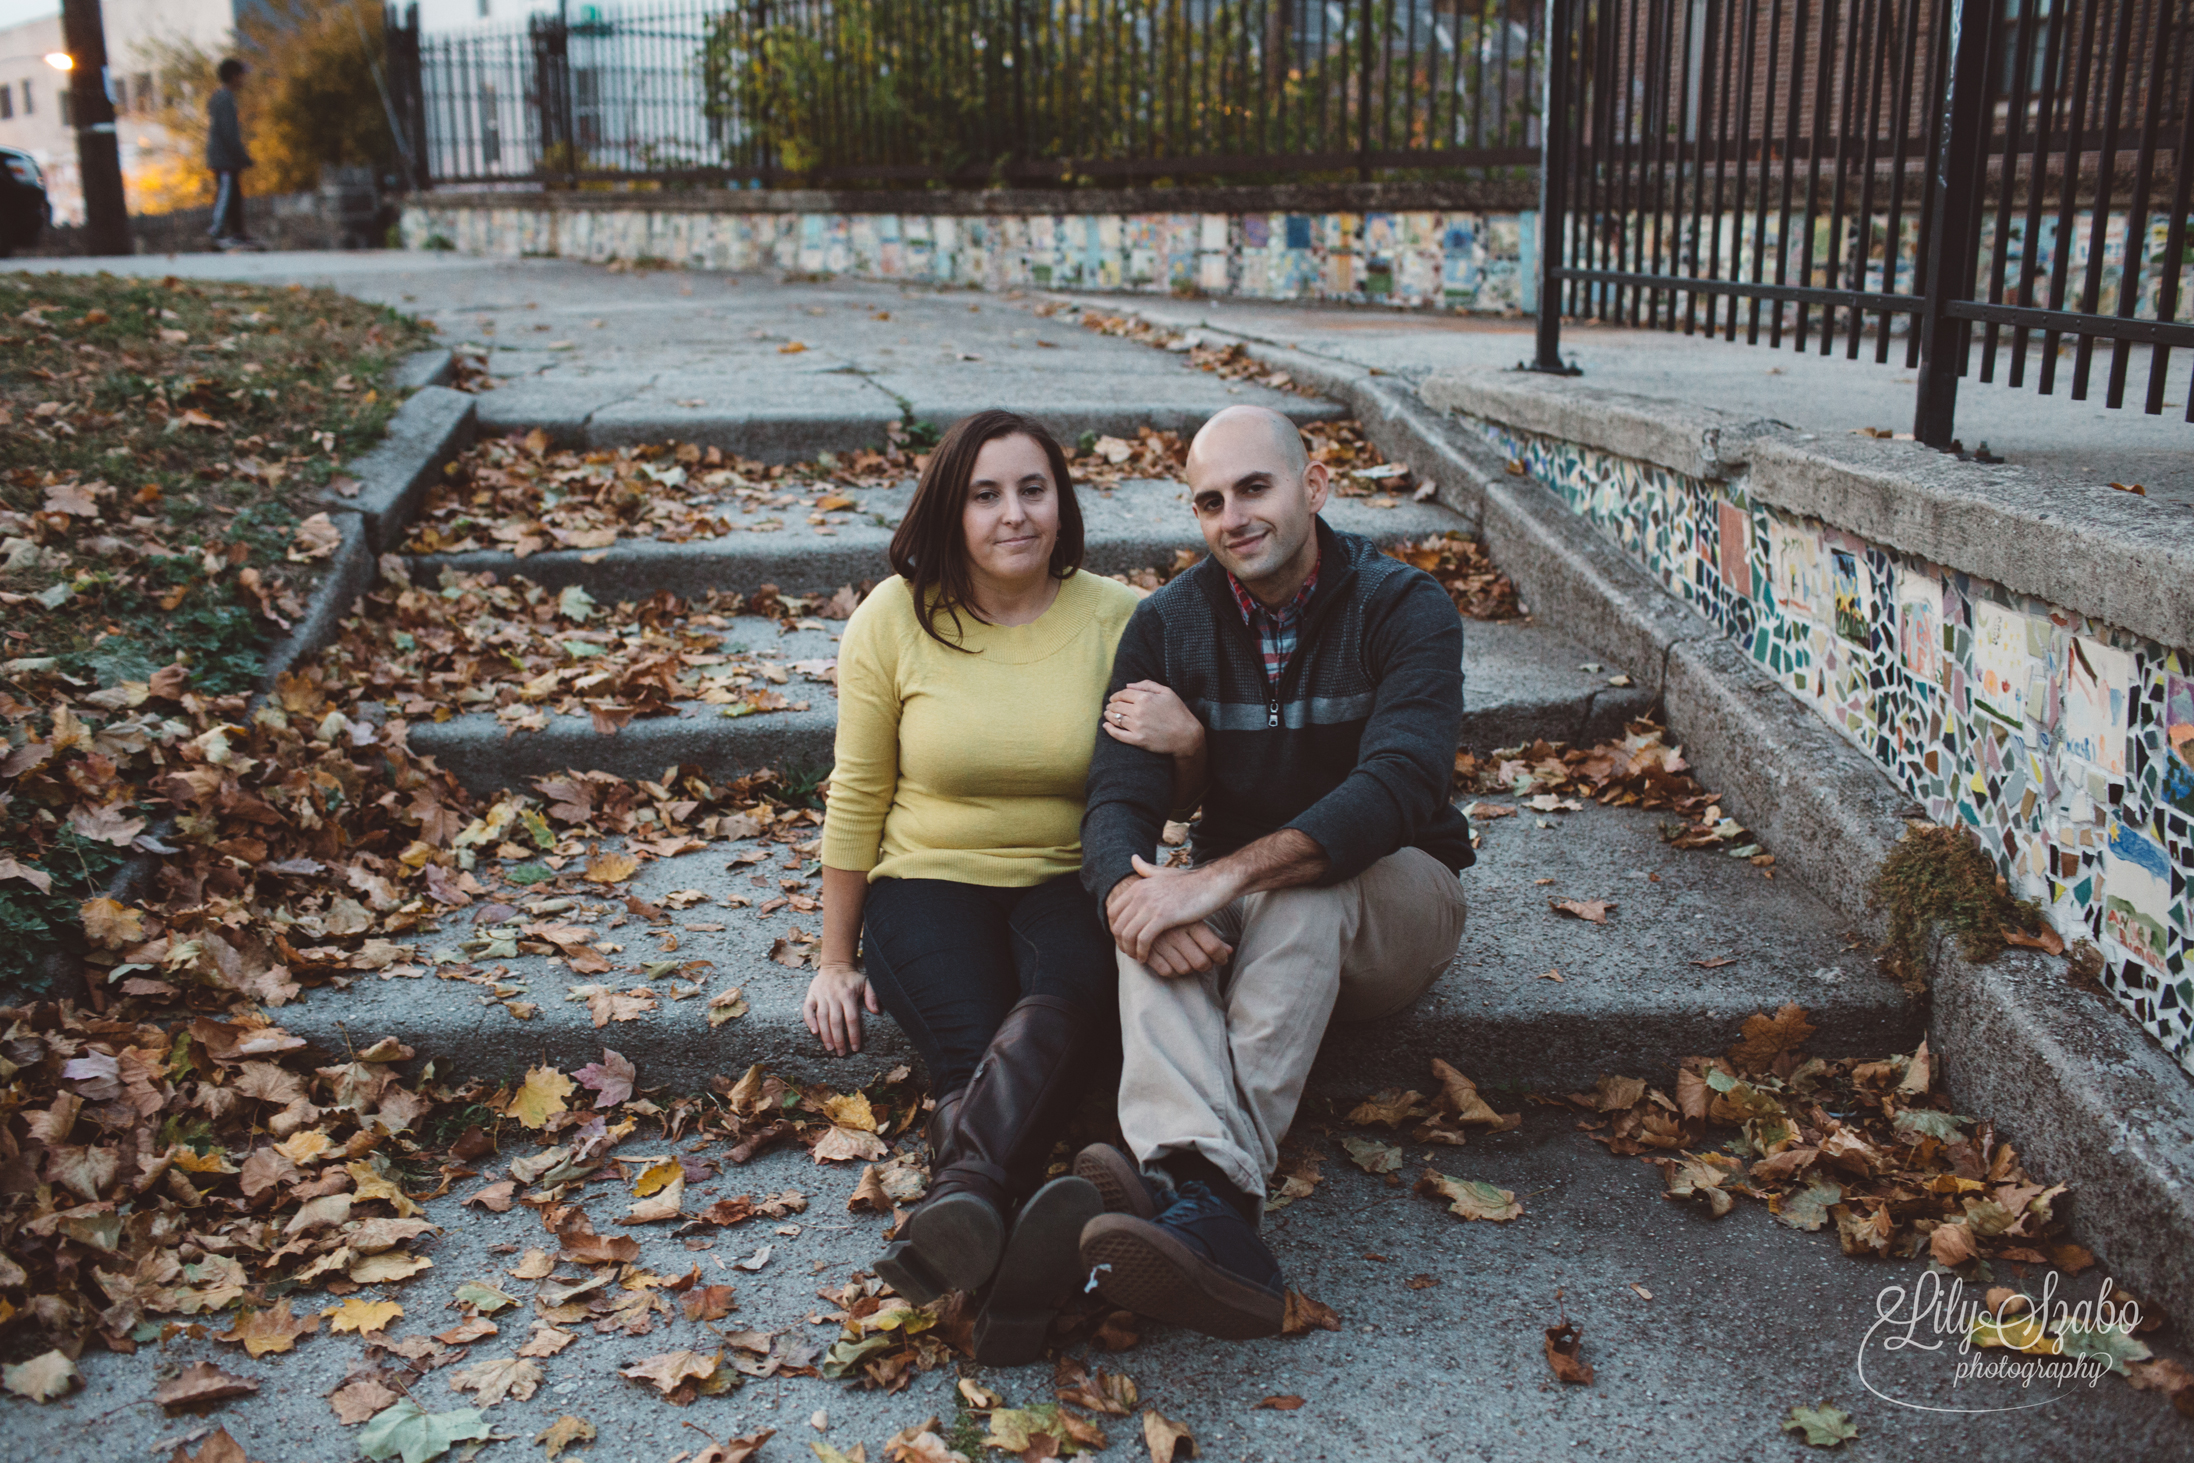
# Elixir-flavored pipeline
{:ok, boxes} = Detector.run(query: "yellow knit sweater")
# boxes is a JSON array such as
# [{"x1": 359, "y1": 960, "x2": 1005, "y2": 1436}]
[{"x1": 822, "y1": 570, "x2": 1143, "y2": 887}]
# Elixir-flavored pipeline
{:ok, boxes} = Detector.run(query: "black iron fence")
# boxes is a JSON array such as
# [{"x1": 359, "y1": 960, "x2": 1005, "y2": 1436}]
[
  {"x1": 1532, "y1": 0, "x2": 2194, "y2": 443},
  {"x1": 384, "y1": 0, "x2": 1545, "y2": 188}
]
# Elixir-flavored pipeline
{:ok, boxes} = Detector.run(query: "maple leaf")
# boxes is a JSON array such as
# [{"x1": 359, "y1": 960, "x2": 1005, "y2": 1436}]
[
  {"x1": 1340, "y1": 1136, "x2": 1403, "y2": 1173},
  {"x1": 683, "y1": 1284, "x2": 739, "y2": 1322},
  {"x1": 155, "y1": 1360, "x2": 260, "y2": 1412},
  {"x1": 518, "y1": 1322, "x2": 578, "y2": 1357},
  {"x1": 584, "y1": 851, "x2": 640, "y2": 884},
  {"x1": 329, "y1": 1374, "x2": 403, "y2": 1424},
  {"x1": 535, "y1": 1417, "x2": 596, "y2": 1461},
  {"x1": 1781, "y1": 1402, "x2": 1859, "y2": 1447},
  {"x1": 707, "y1": 985, "x2": 750, "y2": 1026},
  {"x1": 326, "y1": 1296, "x2": 405, "y2": 1335},
  {"x1": 1142, "y1": 1408, "x2": 1197, "y2": 1463},
  {"x1": 452, "y1": 1280, "x2": 521, "y2": 1314},
  {"x1": 621, "y1": 1171, "x2": 685, "y2": 1224},
  {"x1": 350, "y1": 1251, "x2": 434, "y2": 1285},
  {"x1": 693, "y1": 1430, "x2": 779, "y2": 1463},
  {"x1": 79, "y1": 896, "x2": 146, "y2": 948},
  {"x1": 463, "y1": 1180, "x2": 516, "y2": 1212},
  {"x1": 848, "y1": 1164, "x2": 894, "y2": 1213},
  {"x1": 1279, "y1": 1289, "x2": 1341, "y2": 1336},
  {"x1": 1414, "y1": 1169, "x2": 1523, "y2": 1221},
  {"x1": 3, "y1": 1349, "x2": 80, "y2": 1403},
  {"x1": 508, "y1": 1065, "x2": 575, "y2": 1128},
  {"x1": 575, "y1": 1047, "x2": 637, "y2": 1107},
  {"x1": 171, "y1": 1430, "x2": 269, "y2": 1463},
  {"x1": 1549, "y1": 897, "x2": 1614, "y2": 923},
  {"x1": 217, "y1": 1298, "x2": 321, "y2": 1357},
  {"x1": 1545, "y1": 1321, "x2": 1595, "y2": 1384},
  {"x1": 811, "y1": 1125, "x2": 888, "y2": 1163},
  {"x1": 620, "y1": 1348, "x2": 721, "y2": 1395},
  {"x1": 1727, "y1": 1002, "x2": 1818, "y2": 1073},
  {"x1": 357, "y1": 1399, "x2": 493, "y2": 1463},
  {"x1": 1255, "y1": 1395, "x2": 1306, "y2": 1410},
  {"x1": 1345, "y1": 1088, "x2": 1424, "y2": 1127},
  {"x1": 447, "y1": 1354, "x2": 543, "y2": 1407},
  {"x1": 508, "y1": 1247, "x2": 556, "y2": 1280}
]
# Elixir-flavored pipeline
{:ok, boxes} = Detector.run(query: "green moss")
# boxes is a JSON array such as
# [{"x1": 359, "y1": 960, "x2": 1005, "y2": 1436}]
[{"x1": 1869, "y1": 823, "x2": 2048, "y2": 993}]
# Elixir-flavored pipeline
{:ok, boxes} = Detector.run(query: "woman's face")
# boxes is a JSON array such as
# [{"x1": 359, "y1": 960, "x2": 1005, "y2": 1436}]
[{"x1": 961, "y1": 433, "x2": 1061, "y2": 586}]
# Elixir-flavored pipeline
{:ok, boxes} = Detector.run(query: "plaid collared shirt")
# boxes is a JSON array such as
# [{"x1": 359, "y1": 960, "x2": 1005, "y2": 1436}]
[{"x1": 1226, "y1": 555, "x2": 1320, "y2": 700}]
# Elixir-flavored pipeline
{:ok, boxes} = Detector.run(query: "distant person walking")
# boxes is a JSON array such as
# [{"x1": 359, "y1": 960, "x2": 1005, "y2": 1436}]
[{"x1": 206, "y1": 58, "x2": 260, "y2": 251}]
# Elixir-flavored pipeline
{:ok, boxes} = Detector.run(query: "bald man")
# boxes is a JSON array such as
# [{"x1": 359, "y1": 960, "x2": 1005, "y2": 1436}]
[{"x1": 1071, "y1": 405, "x2": 1472, "y2": 1338}]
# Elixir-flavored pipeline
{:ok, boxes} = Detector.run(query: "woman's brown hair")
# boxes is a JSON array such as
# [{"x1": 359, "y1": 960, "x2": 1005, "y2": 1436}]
[{"x1": 887, "y1": 409, "x2": 1085, "y2": 650}]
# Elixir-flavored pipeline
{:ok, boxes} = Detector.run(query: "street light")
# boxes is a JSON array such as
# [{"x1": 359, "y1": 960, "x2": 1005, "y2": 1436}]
[{"x1": 45, "y1": 51, "x2": 73, "y2": 70}]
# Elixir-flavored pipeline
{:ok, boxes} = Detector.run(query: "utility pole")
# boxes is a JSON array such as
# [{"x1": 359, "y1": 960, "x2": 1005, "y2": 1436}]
[{"x1": 59, "y1": 0, "x2": 130, "y2": 256}]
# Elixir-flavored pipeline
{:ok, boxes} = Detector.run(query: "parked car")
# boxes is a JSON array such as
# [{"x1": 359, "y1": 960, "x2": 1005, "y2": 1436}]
[{"x1": 0, "y1": 146, "x2": 52, "y2": 255}]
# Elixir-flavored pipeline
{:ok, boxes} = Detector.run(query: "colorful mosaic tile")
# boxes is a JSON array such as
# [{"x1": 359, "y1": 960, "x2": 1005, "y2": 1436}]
[
  {"x1": 1466, "y1": 415, "x2": 2194, "y2": 1077},
  {"x1": 401, "y1": 204, "x2": 1534, "y2": 311}
]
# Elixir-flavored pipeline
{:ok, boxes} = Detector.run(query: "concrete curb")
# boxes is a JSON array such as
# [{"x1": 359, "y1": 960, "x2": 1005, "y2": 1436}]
[
  {"x1": 257, "y1": 512, "x2": 373, "y2": 694},
  {"x1": 334, "y1": 386, "x2": 478, "y2": 554},
  {"x1": 390, "y1": 347, "x2": 455, "y2": 391},
  {"x1": 1932, "y1": 947, "x2": 2194, "y2": 1330}
]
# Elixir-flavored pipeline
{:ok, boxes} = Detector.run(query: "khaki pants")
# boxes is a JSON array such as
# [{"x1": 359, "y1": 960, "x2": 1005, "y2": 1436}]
[{"x1": 1115, "y1": 847, "x2": 1468, "y2": 1216}]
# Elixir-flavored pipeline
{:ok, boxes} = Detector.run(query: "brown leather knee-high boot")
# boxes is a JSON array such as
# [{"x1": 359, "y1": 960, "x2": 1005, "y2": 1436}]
[{"x1": 874, "y1": 994, "x2": 1093, "y2": 1306}]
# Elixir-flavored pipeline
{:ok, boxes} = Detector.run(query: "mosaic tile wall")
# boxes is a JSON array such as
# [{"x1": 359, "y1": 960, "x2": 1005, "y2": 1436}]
[
  {"x1": 400, "y1": 202, "x2": 1535, "y2": 311},
  {"x1": 1464, "y1": 415, "x2": 2194, "y2": 1077}
]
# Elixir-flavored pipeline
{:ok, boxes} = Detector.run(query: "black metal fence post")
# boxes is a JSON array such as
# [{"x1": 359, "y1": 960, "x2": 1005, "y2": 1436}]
[
  {"x1": 1911, "y1": 0, "x2": 1994, "y2": 449},
  {"x1": 530, "y1": 14, "x2": 575, "y2": 186},
  {"x1": 1529, "y1": 0, "x2": 1580, "y2": 374},
  {"x1": 384, "y1": 4, "x2": 428, "y2": 193}
]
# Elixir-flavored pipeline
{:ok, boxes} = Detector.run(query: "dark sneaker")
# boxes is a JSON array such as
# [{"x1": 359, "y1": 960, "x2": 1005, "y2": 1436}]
[
  {"x1": 971, "y1": 1174, "x2": 1102, "y2": 1365},
  {"x1": 1072, "y1": 1143, "x2": 1161, "y2": 1220},
  {"x1": 1078, "y1": 1180, "x2": 1286, "y2": 1339}
]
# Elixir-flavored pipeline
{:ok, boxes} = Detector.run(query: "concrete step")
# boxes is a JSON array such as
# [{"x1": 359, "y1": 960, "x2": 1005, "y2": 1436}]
[
  {"x1": 407, "y1": 476, "x2": 1459, "y2": 600},
  {"x1": 266, "y1": 796, "x2": 1916, "y2": 1098},
  {"x1": 405, "y1": 618, "x2": 1657, "y2": 796}
]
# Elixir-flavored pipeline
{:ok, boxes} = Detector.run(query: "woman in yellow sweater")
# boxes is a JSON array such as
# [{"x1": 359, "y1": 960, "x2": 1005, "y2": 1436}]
[{"x1": 805, "y1": 409, "x2": 1144, "y2": 1364}]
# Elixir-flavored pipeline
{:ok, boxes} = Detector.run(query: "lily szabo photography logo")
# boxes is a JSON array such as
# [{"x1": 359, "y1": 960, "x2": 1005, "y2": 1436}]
[{"x1": 1859, "y1": 1268, "x2": 2146, "y2": 1412}]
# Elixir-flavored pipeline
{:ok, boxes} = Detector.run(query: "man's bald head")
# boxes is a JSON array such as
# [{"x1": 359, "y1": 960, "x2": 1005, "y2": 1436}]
[
  {"x1": 1181, "y1": 404, "x2": 1328, "y2": 603},
  {"x1": 1186, "y1": 405, "x2": 1310, "y2": 482}
]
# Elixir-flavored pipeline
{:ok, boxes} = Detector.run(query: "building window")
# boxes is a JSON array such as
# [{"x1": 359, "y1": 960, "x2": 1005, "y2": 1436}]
[
  {"x1": 22, "y1": 80, "x2": 32, "y2": 115},
  {"x1": 0, "y1": 85, "x2": 12, "y2": 121},
  {"x1": 111, "y1": 74, "x2": 126, "y2": 112},
  {"x1": 58, "y1": 89, "x2": 71, "y2": 127},
  {"x1": 477, "y1": 0, "x2": 490, "y2": 14},
  {"x1": 134, "y1": 73, "x2": 152, "y2": 112}
]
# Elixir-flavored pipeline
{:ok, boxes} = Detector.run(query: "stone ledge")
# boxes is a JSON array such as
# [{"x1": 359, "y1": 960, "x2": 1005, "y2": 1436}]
[
  {"x1": 258, "y1": 512, "x2": 372, "y2": 693},
  {"x1": 390, "y1": 347, "x2": 455, "y2": 391},
  {"x1": 411, "y1": 177, "x2": 1540, "y2": 221},
  {"x1": 1932, "y1": 947, "x2": 2194, "y2": 1332},
  {"x1": 1743, "y1": 433, "x2": 2194, "y2": 652},
  {"x1": 1419, "y1": 364, "x2": 1791, "y2": 482},
  {"x1": 1420, "y1": 364, "x2": 2194, "y2": 652}
]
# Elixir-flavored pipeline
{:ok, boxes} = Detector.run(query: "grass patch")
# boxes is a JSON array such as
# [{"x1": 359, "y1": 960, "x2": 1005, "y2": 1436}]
[
  {"x1": 0, "y1": 269, "x2": 434, "y2": 683},
  {"x1": 1870, "y1": 822, "x2": 2049, "y2": 993}
]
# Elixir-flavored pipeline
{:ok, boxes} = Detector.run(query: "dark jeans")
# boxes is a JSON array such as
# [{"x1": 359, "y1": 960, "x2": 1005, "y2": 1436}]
[
  {"x1": 208, "y1": 172, "x2": 247, "y2": 240},
  {"x1": 862, "y1": 872, "x2": 1120, "y2": 1096}
]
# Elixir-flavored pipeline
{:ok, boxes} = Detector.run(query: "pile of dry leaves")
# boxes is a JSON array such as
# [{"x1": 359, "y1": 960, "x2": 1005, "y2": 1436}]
[
  {"x1": 1387, "y1": 532, "x2": 1525, "y2": 621},
  {"x1": 1457, "y1": 719, "x2": 1765, "y2": 859},
  {"x1": 1554, "y1": 1008, "x2": 2191, "y2": 1410},
  {"x1": 332, "y1": 561, "x2": 846, "y2": 736},
  {"x1": 400, "y1": 431, "x2": 914, "y2": 557}
]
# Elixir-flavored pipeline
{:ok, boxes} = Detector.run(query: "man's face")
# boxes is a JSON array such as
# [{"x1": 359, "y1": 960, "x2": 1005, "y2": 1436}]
[{"x1": 1184, "y1": 412, "x2": 1328, "y2": 592}]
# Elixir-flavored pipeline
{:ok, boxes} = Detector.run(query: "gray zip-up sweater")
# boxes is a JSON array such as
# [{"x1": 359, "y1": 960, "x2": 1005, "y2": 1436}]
[
  {"x1": 206, "y1": 87, "x2": 251, "y2": 172},
  {"x1": 1081, "y1": 516, "x2": 1471, "y2": 904}
]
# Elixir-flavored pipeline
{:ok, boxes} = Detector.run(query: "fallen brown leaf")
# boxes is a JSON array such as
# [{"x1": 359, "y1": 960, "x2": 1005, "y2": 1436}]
[
  {"x1": 1280, "y1": 1289, "x2": 1340, "y2": 1335},
  {"x1": 1550, "y1": 898, "x2": 1614, "y2": 924},
  {"x1": 155, "y1": 1361, "x2": 260, "y2": 1412},
  {"x1": 1545, "y1": 1320, "x2": 1595, "y2": 1384}
]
